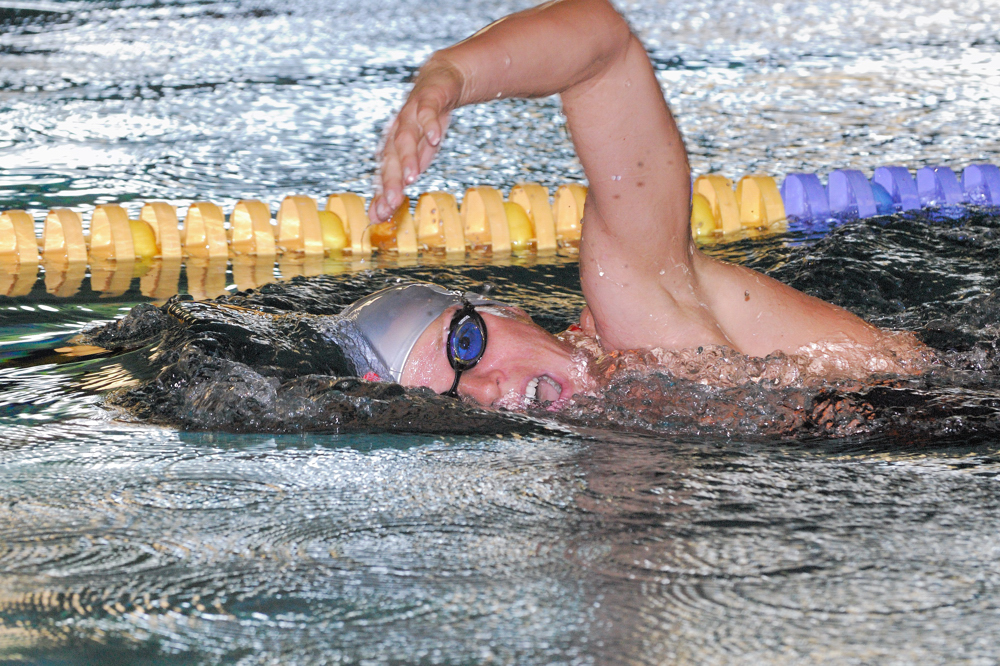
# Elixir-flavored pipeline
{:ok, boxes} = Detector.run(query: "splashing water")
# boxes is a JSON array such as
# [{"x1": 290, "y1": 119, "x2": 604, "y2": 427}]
[{"x1": 3, "y1": 0, "x2": 1000, "y2": 663}]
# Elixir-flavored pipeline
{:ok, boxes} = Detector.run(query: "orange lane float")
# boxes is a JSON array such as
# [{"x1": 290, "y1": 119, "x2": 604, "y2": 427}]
[
  {"x1": 0, "y1": 182, "x2": 589, "y2": 269},
  {"x1": 462, "y1": 186, "x2": 511, "y2": 253},
  {"x1": 90, "y1": 257, "x2": 135, "y2": 297},
  {"x1": 370, "y1": 197, "x2": 418, "y2": 255},
  {"x1": 89, "y1": 204, "x2": 134, "y2": 260},
  {"x1": 232, "y1": 254, "x2": 274, "y2": 292},
  {"x1": 187, "y1": 257, "x2": 229, "y2": 301},
  {"x1": 276, "y1": 196, "x2": 323, "y2": 257},
  {"x1": 0, "y1": 211, "x2": 40, "y2": 296},
  {"x1": 184, "y1": 202, "x2": 228, "y2": 259},
  {"x1": 0, "y1": 260, "x2": 36, "y2": 297},
  {"x1": 140, "y1": 257, "x2": 183, "y2": 301},
  {"x1": 43, "y1": 257, "x2": 87, "y2": 298}
]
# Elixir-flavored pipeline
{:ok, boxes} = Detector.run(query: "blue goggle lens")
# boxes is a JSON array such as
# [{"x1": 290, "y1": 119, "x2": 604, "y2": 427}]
[
  {"x1": 450, "y1": 316, "x2": 485, "y2": 365},
  {"x1": 443, "y1": 301, "x2": 489, "y2": 398}
]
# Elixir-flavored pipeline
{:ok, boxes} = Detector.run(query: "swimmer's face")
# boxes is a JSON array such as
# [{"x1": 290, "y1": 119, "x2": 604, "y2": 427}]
[{"x1": 401, "y1": 305, "x2": 587, "y2": 409}]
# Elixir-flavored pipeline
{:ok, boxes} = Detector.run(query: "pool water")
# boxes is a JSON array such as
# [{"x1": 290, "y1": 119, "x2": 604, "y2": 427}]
[{"x1": 3, "y1": 0, "x2": 1000, "y2": 663}]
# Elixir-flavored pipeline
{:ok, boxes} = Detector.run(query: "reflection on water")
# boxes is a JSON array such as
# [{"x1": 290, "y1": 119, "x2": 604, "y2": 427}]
[
  {"x1": 5, "y1": 214, "x2": 1000, "y2": 661},
  {"x1": 2, "y1": 0, "x2": 1000, "y2": 662},
  {"x1": 0, "y1": 427, "x2": 597, "y2": 663},
  {"x1": 3, "y1": 421, "x2": 1000, "y2": 663}
]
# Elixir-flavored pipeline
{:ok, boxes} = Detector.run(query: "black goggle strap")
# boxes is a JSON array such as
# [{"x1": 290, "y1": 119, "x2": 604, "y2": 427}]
[{"x1": 443, "y1": 369, "x2": 463, "y2": 399}]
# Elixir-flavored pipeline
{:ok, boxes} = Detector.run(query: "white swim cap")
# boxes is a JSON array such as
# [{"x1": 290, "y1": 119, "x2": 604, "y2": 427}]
[{"x1": 340, "y1": 282, "x2": 502, "y2": 382}]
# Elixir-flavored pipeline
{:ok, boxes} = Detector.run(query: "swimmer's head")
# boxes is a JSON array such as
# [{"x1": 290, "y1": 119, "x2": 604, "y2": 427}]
[
  {"x1": 340, "y1": 281, "x2": 502, "y2": 382},
  {"x1": 340, "y1": 281, "x2": 594, "y2": 408}
]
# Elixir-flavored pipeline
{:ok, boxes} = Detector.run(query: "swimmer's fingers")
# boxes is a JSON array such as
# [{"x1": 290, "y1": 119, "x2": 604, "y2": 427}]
[
  {"x1": 415, "y1": 98, "x2": 449, "y2": 148},
  {"x1": 392, "y1": 107, "x2": 424, "y2": 188},
  {"x1": 370, "y1": 62, "x2": 462, "y2": 223},
  {"x1": 391, "y1": 87, "x2": 452, "y2": 180},
  {"x1": 371, "y1": 109, "x2": 431, "y2": 222},
  {"x1": 371, "y1": 117, "x2": 448, "y2": 223},
  {"x1": 371, "y1": 106, "x2": 450, "y2": 222},
  {"x1": 372, "y1": 122, "x2": 407, "y2": 222},
  {"x1": 416, "y1": 110, "x2": 450, "y2": 173}
]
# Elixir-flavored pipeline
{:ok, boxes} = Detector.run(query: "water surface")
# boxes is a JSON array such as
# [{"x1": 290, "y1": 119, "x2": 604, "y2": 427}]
[{"x1": 2, "y1": 0, "x2": 1000, "y2": 663}]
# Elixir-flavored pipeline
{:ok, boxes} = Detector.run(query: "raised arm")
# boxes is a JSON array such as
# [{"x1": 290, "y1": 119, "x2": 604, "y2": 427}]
[
  {"x1": 370, "y1": 0, "x2": 640, "y2": 223},
  {"x1": 372, "y1": 0, "x2": 886, "y2": 358},
  {"x1": 370, "y1": 0, "x2": 704, "y2": 333}
]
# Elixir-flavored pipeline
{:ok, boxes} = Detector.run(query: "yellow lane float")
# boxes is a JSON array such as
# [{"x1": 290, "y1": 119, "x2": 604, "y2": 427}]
[
  {"x1": 736, "y1": 175, "x2": 787, "y2": 230},
  {"x1": 230, "y1": 200, "x2": 275, "y2": 257},
  {"x1": 509, "y1": 183, "x2": 556, "y2": 252},
  {"x1": 690, "y1": 193, "x2": 716, "y2": 238},
  {"x1": 416, "y1": 191, "x2": 464, "y2": 253},
  {"x1": 130, "y1": 218, "x2": 158, "y2": 260},
  {"x1": 326, "y1": 193, "x2": 371, "y2": 255},
  {"x1": 693, "y1": 175, "x2": 741, "y2": 235},
  {"x1": 42, "y1": 209, "x2": 87, "y2": 263},
  {"x1": 554, "y1": 183, "x2": 586, "y2": 245},
  {"x1": 140, "y1": 202, "x2": 183, "y2": 259},
  {"x1": 0, "y1": 177, "x2": 788, "y2": 298},
  {"x1": 504, "y1": 202, "x2": 534, "y2": 252},
  {"x1": 318, "y1": 210, "x2": 348, "y2": 252}
]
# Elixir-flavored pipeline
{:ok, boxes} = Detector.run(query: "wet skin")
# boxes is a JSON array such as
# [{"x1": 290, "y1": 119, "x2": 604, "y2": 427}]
[
  {"x1": 370, "y1": 0, "x2": 894, "y2": 373},
  {"x1": 400, "y1": 305, "x2": 594, "y2": 408}
]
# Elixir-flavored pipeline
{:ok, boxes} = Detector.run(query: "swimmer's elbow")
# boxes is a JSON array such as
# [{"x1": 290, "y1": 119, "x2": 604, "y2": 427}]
[
  {"x1": 580, "y1": 0, "x2": 633, "y2": 65},
  {"x1": 534, "y1": 0, "x2": 633, "y2": 78}
]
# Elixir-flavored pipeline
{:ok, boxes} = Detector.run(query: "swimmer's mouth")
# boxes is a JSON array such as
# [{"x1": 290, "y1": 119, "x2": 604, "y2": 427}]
[{"x1": 525, "y1": 375, "x2": 563, "y2": 404}]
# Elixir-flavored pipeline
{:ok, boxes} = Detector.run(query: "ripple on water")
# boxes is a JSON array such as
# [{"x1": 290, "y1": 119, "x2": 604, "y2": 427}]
[
  {"x1": 118, "y1": 477, "x2": 287, "y2": 511},
  {"x1": 563, "y1": 440, "x2": 1000, "y2": 664},
  {"x1": 0, "y1": 431, "x2": 595, "y2": 662},
  {"x1": 2, "y1": 0, "x2": 1000, "y2": 661}
]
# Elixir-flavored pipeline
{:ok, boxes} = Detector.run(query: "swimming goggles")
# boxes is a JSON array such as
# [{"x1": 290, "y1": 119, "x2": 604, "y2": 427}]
[{"x1": 443, "y1": 300, "x2": 488, "y2": 398}]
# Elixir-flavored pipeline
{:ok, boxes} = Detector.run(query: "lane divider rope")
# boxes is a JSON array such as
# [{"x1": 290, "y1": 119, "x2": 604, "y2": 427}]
[{"x1": 1, "y1": 164, "x2": 997, "y2": 299}]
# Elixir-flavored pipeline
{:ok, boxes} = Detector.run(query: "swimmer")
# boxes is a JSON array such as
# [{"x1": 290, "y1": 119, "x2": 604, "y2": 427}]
[{"x1": 352, "y1": 0, "x2": 926, "y2": 408}]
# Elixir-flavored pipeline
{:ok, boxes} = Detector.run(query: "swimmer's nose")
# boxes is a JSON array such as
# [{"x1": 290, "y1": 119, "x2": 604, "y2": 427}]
[{"x1": 459, "y1": 365, "x2": 505, "y2": 406}]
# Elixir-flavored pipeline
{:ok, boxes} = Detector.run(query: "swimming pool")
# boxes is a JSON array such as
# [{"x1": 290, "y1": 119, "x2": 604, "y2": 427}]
[{"x1": 2, "y1": 0, "x2": 1000, "y2": 663}]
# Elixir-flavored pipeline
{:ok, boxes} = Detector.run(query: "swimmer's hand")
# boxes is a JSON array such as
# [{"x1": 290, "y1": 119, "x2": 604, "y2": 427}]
[{"x1": 369, "y1": 61, "x2": 464, "y2": 223}]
